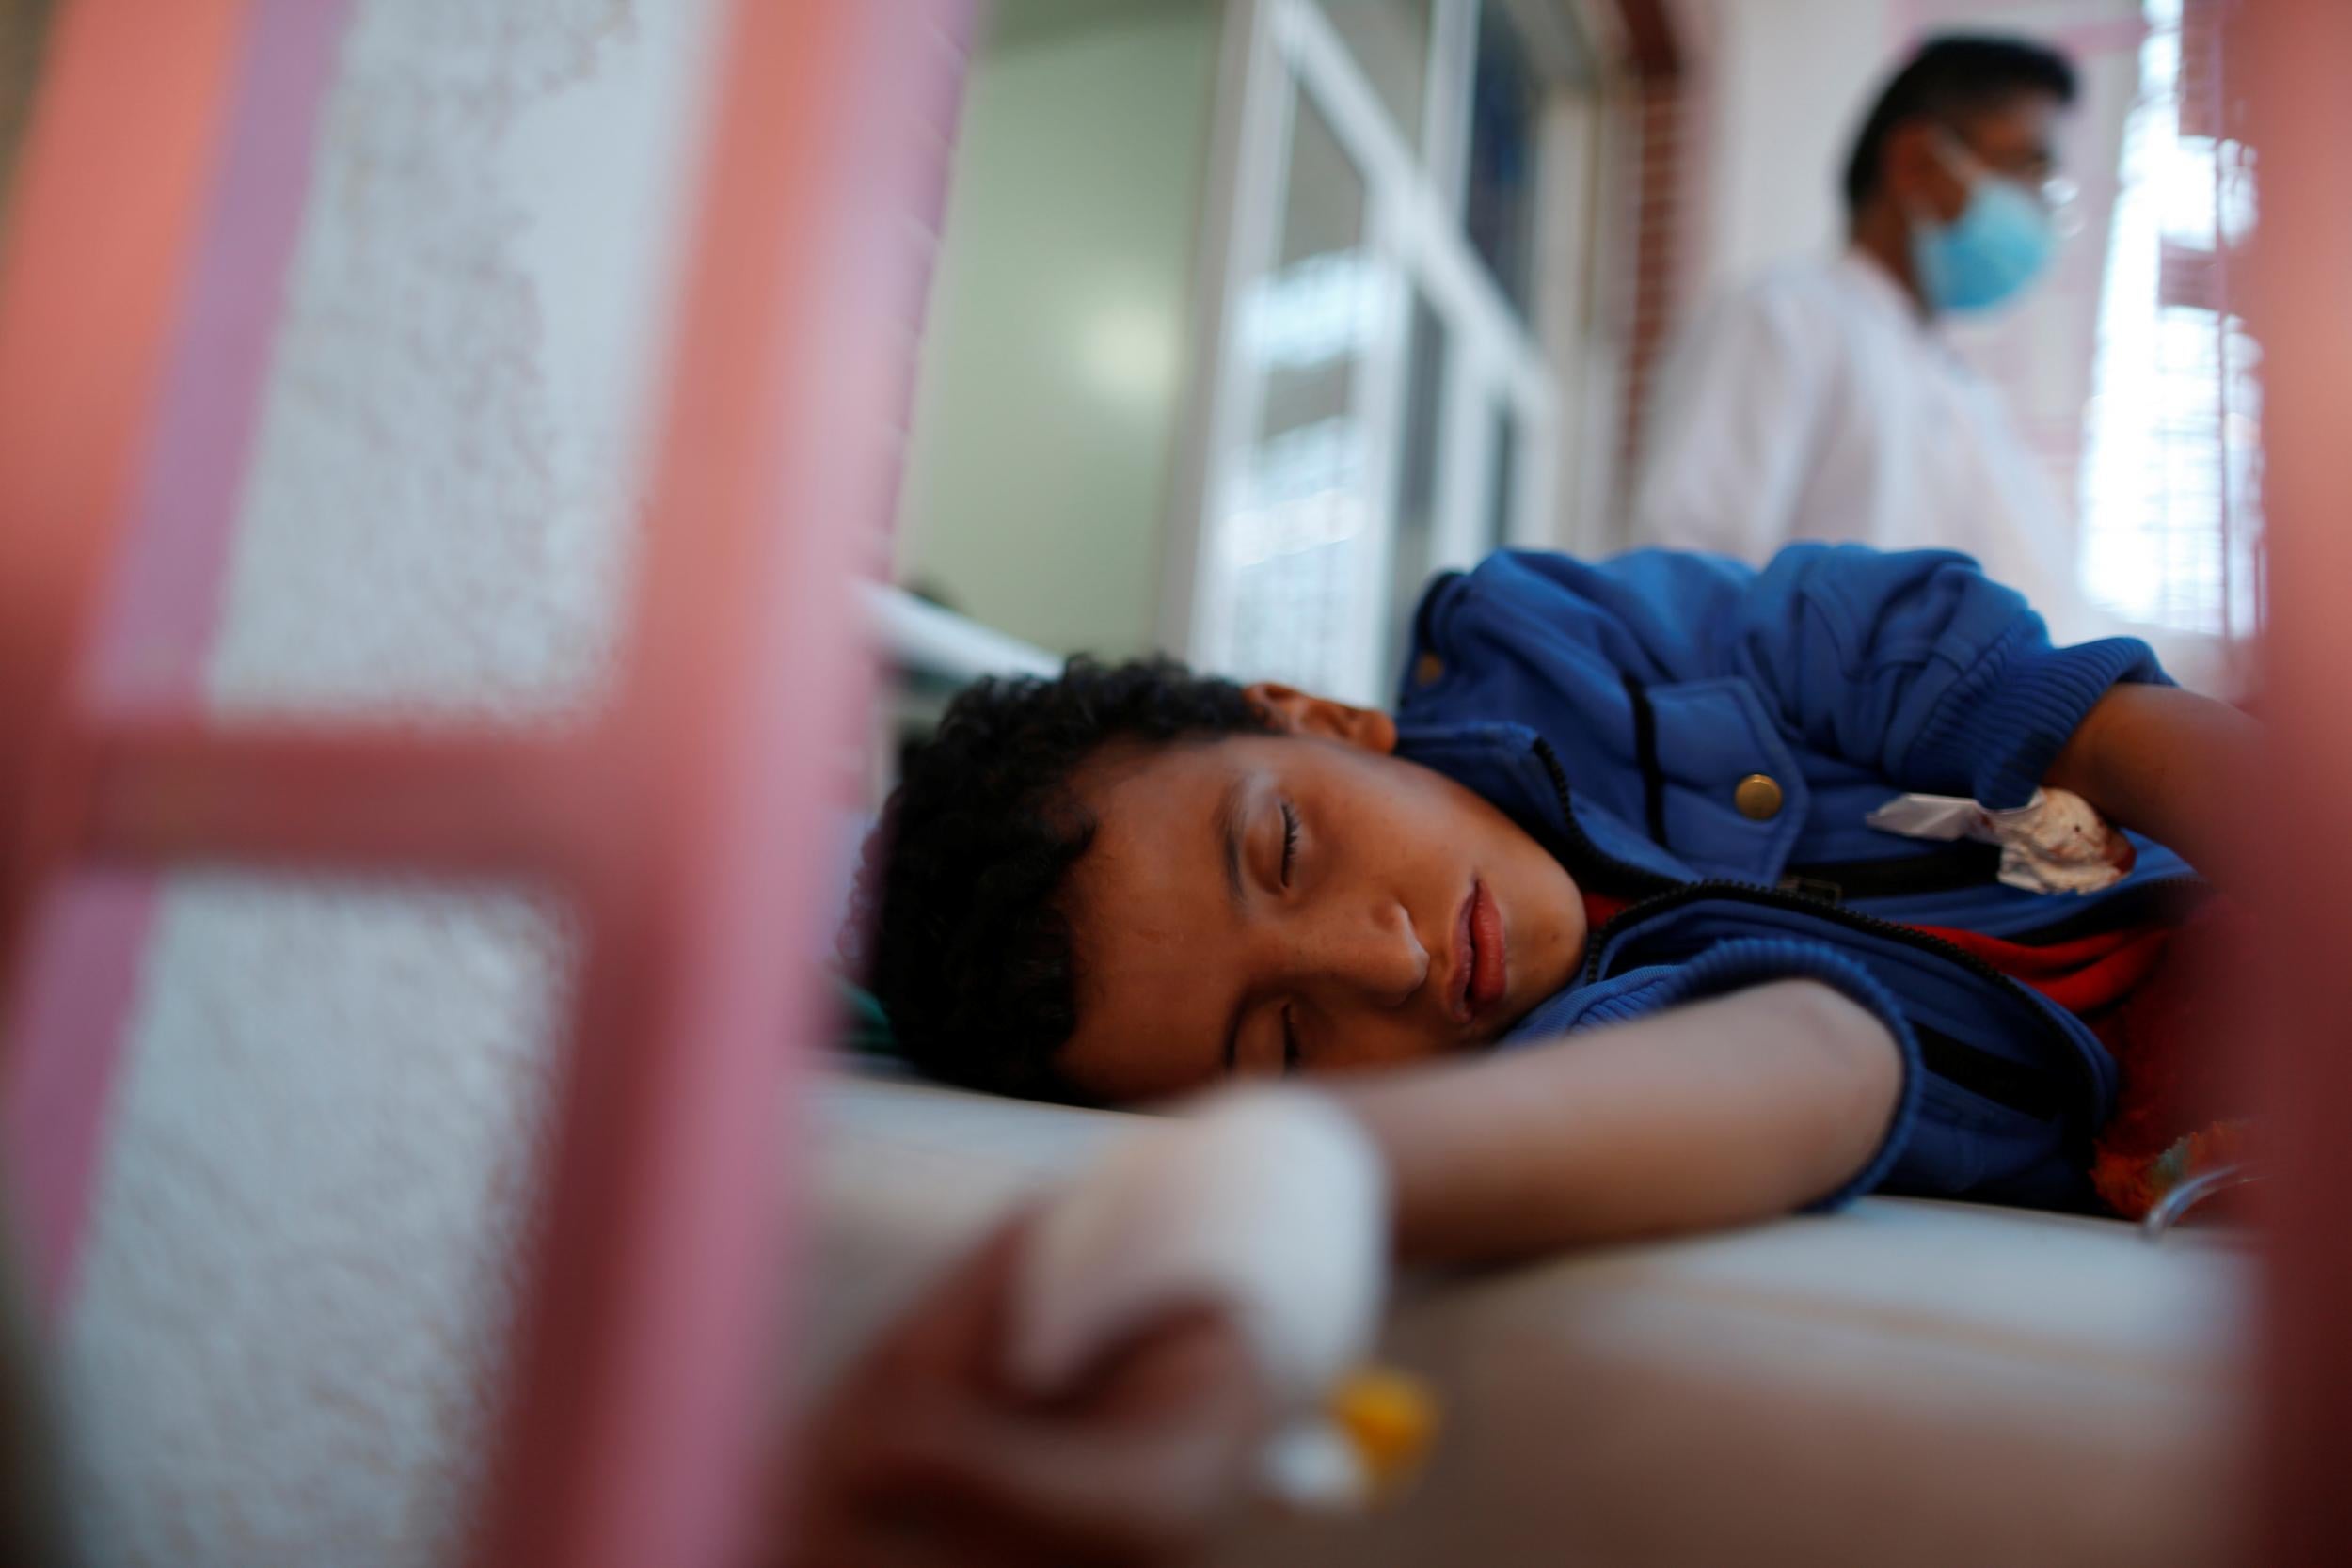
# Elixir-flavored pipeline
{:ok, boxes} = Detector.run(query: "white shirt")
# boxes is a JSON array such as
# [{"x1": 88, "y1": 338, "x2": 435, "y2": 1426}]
[{"x1": 1631, "y1": 248, "x2": 2086, "y2": 638}]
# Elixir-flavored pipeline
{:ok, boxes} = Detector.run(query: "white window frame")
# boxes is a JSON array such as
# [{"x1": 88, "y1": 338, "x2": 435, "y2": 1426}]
[{"x1": 1163, "y1": 0, "x2": 1575, "y2": 704}]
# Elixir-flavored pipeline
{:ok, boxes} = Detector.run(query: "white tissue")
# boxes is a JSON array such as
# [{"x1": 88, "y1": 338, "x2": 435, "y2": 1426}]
[
  {"x1": 1007, "y1": 1089, "x2": 1389, "y2": 1409},
  {"x1": 1866, "y1": 786, "x2": 2133, "y2": 895}
]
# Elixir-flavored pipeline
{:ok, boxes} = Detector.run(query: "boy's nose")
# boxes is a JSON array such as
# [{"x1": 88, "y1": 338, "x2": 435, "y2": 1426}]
[{"x1": 1295, "y1": 901, "x2": 1428, "y2": 1009}]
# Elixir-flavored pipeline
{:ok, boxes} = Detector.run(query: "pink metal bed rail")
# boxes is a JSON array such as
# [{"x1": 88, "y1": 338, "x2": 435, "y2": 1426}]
[{"x1": 0, "y1": 4, "x2": 972, "y2": 1567}]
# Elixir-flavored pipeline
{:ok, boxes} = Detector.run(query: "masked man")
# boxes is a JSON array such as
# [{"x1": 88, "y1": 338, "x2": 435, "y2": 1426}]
[{"x1": 1632, "y1": 34, "x2": 2086, "y2": 632}]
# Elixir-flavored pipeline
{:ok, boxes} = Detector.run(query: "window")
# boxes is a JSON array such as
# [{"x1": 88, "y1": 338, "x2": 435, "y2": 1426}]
[
  {"x1": 1465, "y1": 0, "x2": 1543, "y2": 317},
  {"x1": 1184, "y1": 0, "x2": 1591, "y2": 702},
  {"x1": 2078, "y1": 0, "x2": 2260, "y2": 641},
  {"x1": 1317, "y1": 0, "x2": 1435, "y2": 145},
  {"x1": 1386, "y1": 288, "x2": 1450, "y2": 645},
  {"x1": 1222, "y1": 88, "x2": 1378, "y2": 692}
]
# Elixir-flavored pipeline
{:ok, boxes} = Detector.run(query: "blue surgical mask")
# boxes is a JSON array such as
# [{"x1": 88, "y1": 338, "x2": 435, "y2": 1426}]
[{"x1": 1909, "y1": 155, "x2": 2058, "y2": 314}]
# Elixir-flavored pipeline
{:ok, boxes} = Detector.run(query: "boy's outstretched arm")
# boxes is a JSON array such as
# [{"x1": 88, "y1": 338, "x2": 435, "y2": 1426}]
[
  {"x1": 1327, "y1": 981, "x2": 1904, "y2": 1266},
  {"x1": 2044, "y1": 682, "x2": 2260, "y2": 893}
]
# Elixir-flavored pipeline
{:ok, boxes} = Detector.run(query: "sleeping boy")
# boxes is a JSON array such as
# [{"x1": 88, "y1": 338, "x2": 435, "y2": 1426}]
[{"x1": 856, "y1": 544, "x2": 2255, "y2": 1265}]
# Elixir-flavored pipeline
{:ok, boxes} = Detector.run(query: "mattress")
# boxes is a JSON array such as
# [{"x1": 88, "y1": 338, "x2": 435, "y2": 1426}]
[{"x1": 802, "y1": 1069, "x2": 2250, "y2": 1568}]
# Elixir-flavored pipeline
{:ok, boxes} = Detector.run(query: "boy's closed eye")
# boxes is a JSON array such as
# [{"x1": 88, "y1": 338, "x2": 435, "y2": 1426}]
[
  {"x1": 1261, "y1": 803, "x2": 1308, "y2": 1075},
  {"x1": 1059, "y1": 724, "x2": 1589, "y2": 1103},
  {"x1": 1223, "y1": 792, "x2": 1304, "y2": 1078}
]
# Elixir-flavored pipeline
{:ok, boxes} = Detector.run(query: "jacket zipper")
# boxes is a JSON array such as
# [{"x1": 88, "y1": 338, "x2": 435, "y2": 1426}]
[
  {"x1": 1532, "y1": 733, "x2": 2208, "y2": 929},
  {"x1": 1533, "y1": 733, "x2": 2203, "y2": 1127},
  {"x1": 1989, "y1": 872, "x2": 2210, "y2": 946},
  {"x1": 1580, "y1": 876, "x2": 2106, "y2": 1149},
  {"x1": 1531, "y1": 737, "x2": 2112, "y2": 1141},
  {"x1": 1581, "y1": 877, "x2": 2097, "y2": 995},
  {"x1": 1525, "y1": 736, "x2": 1677, "y2": 899},
  {"x1": 1778, "y1": 840, "x2": 2002, "y2": 901},
  {"x1": 1539, "y1": 728, "x2": 2077, "y2": 1003}
]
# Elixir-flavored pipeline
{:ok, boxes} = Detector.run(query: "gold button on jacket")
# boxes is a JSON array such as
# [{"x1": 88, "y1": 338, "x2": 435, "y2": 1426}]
[{"x1": 1735, "y1": 773, "x2": 1784, "y2": 821}]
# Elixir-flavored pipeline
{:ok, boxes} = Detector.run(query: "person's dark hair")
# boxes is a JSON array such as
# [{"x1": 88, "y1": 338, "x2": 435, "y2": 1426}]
[
  {"x1": 854, "y1": 657, "x2": 1274, "y2": 1100},
  {"x1": 1842, "y1": 34, "x2": 2076, "y2": 217}
]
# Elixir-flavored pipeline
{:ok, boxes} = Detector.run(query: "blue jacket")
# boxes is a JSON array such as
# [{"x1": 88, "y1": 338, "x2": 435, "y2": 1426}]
[{"x1": 1394, "y1": 546, "x2": 2205, "y2": 1212}]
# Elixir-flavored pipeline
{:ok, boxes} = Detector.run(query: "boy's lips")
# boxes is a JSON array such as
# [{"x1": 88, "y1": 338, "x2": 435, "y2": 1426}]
[{"x1": 1449, "y1": 880, "x2": 1509, "y2": 1024}]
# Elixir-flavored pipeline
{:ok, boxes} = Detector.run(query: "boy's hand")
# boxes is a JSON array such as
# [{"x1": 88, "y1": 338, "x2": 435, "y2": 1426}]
[{"x1": 777, "y1": 1214, "x2": 1272, "y2": 1568}]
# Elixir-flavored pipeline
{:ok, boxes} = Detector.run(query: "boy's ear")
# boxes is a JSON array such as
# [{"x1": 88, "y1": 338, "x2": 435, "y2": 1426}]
[{"x1": 1243, "y1": 683, "x2": 1397, "y2": 754}]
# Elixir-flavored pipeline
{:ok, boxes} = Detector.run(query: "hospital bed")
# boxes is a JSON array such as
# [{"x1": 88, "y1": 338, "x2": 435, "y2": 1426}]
[
  {"x1": 803, "y1": 1062, "x2": 2245, "y2": 1568},
  {"x1": 0, "y1": 2, "x2": 2278, "y2": 1563}
]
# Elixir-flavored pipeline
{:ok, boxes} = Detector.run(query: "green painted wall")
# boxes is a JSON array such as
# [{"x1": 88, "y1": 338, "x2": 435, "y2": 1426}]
[{"x1": 895, "y1": 0, "x2": 1220, "y2": 660}]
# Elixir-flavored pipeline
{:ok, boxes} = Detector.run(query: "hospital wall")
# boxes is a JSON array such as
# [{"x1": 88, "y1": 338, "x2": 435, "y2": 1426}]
[
  {"x1": 1694, "y1": 0, "x2": 1900, "y2": 296},
  {"x1": 893, "y1": 0, "x2": 1222, "y2": 664}
]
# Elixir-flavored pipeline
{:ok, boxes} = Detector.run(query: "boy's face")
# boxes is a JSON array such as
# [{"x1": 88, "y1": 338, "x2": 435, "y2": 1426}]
[{"x1": 1055, "y1": 686, "x2": 1588, "y2": 1102}]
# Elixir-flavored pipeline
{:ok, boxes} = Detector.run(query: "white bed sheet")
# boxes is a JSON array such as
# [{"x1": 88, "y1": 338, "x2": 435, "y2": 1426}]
[{"x1": 803, "y1": 1070, "x2": 2250, "y2": 1568}]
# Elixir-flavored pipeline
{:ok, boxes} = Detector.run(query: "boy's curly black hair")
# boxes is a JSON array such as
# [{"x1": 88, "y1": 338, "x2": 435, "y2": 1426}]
[{"x1": 853, "y1": 657, "x2": 1274, "y2": 1100}]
